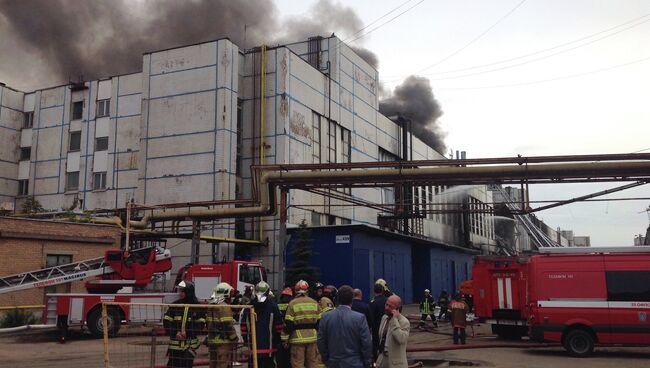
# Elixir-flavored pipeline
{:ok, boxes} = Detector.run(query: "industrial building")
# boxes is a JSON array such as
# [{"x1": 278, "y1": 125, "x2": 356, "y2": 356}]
[{"x1": 0, "y1": 35, "x2": 497, "y2": 291}]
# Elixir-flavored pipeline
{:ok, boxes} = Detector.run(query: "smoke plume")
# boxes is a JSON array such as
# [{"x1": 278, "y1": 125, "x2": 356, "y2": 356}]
[
  {"x1": 379, "y1": 76, "x2": 446, "y2": 154},
  {"x1": 0, "y1": 0, "x2": 380, "y2": 89}
]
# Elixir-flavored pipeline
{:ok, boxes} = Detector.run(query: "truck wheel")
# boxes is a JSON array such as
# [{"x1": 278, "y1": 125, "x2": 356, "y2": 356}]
[
  {"x1": 87, "y1": 307, "x2": 121, "y2": 338},
  {"x1": 563, "y1": 329, "x2": 594, "y2": 357}
]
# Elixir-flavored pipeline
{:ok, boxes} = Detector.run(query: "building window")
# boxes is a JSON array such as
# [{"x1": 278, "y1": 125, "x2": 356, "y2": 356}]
[
  {"x1": 69, "y1": 131, "x2": 81, "y2": 152},
  {"x1": 45, "y1": 254, "x2": 73, "y2": 294},
  {"x1": 20, "y1": 147, "x2": 31, "y2": 161},
  {"x1": 341, "y1": 126, "x2": 350, "y2": 164},
  {"x1": 71, "y1": 101, "x2": 83, "y2": 120},
  {"x1": 66, "y1": 171, "x2": 79, "y2": 191},
  {"x1": 95, "y1": 136, "x2": 108, "y2": 151},
  {"x1": 606, "y1": 271, "x2": 650, "y2": 302},
  {"x1": 96, "y1": 99, "x2": 110, "y2": 118},
  {"x1": 23, "y1": 112, "x2": 34, "y2": 129},
  {"x1": 312, "y1": 112, "x2": 321, "y2": 163},
  {"x1": 328, "y1": 120, "x2": 337, "y2": 164},
  {"x1": 18, "y1": 179, "x2": 28, "y2": 196},
  {"x1": 93, "y1": 172, "x2": 107, "y2": 190}
]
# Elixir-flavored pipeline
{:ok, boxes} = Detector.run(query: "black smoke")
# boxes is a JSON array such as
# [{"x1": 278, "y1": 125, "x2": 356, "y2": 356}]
[
  {"x1": 379, "y1": 76, "x2": 446, "y2": 155},
  {"x1": 0, "y1": 0, "x2": 379, "y2": 89}
]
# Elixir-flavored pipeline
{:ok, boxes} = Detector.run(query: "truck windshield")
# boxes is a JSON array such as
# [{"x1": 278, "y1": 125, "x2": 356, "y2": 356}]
[{"x1": 239, "y1": 265, "x2": 262, "y2": 285}]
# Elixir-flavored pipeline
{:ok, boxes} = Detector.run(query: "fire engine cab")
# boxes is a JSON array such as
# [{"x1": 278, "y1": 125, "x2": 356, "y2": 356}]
[{"x1": 474, "y1": 247, "x2": 650, "y2": 357}]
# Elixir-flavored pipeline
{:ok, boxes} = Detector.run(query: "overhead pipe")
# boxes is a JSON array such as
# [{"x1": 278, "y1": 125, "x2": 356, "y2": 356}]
[{"x1": 124, "y1": 159, "x2": 650, "y2": 228}]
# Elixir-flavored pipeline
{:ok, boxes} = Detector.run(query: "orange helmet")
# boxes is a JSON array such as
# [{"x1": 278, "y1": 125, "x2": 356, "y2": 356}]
[
  {"x1": 294, "y1": 280, "x2": 309, "y2": 295},
  {"x1": 281, "y1": 287, "x2": 293, "y2": 297}
]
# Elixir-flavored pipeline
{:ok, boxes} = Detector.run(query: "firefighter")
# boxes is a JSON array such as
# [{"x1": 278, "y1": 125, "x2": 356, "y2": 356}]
[
  {"x1": 320, "y1": 285, "x2": 336, "y2": 313},
  {"x1": 277, "y1": 287, "x2": 294, "y2": 368},
  {"x1": 163, "y1": 280, "x2": 206, "y2": 368},
  {"x1": 419, "y1": 289, "x2": 437, "y2": 328},
  {"x1": 206, "y1": 282, "x2": 239, "y2": 368},
  {"x1": 437, "y1": 289, "x2": 450, "y2": 321},
  {"x1": 282, "y1": 280, "x2": 322, "y2": 368},
  {"x1": 242, "y1": 281, "x2": 284, "y2": 368},
  {"x1": 278, "y1": 287, "x2": 293, "y2": 317},
  {"x1": 448, "y1": 293, "x2": 469, "y2": 345},
  {"x1": 312, "y1": 282, "x2": 325, "y2": 301},
  {"x1": 374, "y1": 278, "x2": 393, "y2": 298}
]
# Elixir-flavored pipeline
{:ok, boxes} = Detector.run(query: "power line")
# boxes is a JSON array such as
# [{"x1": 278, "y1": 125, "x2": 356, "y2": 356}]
[
  {"x1": 416, "y1": 0, "x2": 528, "y2": 73},
  {"x1": 343, "y1": 0, "x2": 425, "y2": 45},
  {"x1": 431, "y1": 54, "x2": 650, "y2": 90},
  {"x1": 341, "y1": 0, "x2": 417, "y2": 43},
  {"x1": 381, "y1": 12, "x2": 650, "y2": 81},
  {"x1": 425, "y1": 15, "x2": 650, "y2": 81}
]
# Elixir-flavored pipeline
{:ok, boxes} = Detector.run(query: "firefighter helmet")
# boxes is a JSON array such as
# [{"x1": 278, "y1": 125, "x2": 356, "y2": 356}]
[
  {"x1": 375, "y1": 278, "x2": 388, "y2": 291},
  {"x1": 294, "y1": 280, "x2": 309, "y2": 295},
  {"x1": 323, "y1": 285, "x2": 338, "y2": 300},
  {"x1": 255, "y1": 281, "x2": 271, "y2": 302},
  {"x1": 210, "y1": 282, "x2": 234, "y2": 304},
  {"x1": 281, "y1": 287, "x2": 293, "y2": 297}
]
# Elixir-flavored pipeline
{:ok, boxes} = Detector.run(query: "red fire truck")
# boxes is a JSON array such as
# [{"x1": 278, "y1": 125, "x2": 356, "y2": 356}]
[
  {"x1": 0, "y1": 246, "x2": 265, "y2": 337},
  {"x1": 473, "y1": 247, "x2": 650, "y2": 357}
]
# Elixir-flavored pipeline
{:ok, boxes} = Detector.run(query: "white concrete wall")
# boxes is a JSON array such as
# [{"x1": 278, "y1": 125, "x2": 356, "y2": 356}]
[{"x1": 0, "y1": 86, "x2": 24, "y2": 206}]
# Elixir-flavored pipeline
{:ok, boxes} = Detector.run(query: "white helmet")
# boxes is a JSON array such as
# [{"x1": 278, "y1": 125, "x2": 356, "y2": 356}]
[{"x1": 210, "y1": 282, "x2": 234, "y2": 304}]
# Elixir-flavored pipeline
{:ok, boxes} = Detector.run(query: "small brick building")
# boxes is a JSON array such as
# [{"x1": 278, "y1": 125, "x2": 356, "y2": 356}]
[{"x1": 0, "y1": 217, "x2": 120, "y2": 307}]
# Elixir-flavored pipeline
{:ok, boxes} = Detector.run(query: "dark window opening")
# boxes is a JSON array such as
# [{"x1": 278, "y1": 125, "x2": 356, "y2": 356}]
[
  {"x1": 95, "y1": 136, "x2": 108, "y2": 151},
  {"x1": 606, "y1": 271, "x2": 650, "y2": 302},
  {"x1": 20, "y1": 147, "x2": 31, "y2": 161},
  {"x1": 69, "y1": 131, "x2": 81, "y2": 152},
  {"x1": 71, "y1": 101, "x2": 83, "y2": 120}
]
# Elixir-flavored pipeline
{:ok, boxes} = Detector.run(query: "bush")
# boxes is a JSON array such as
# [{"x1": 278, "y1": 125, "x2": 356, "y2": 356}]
[{"x1": 0, "y1": 308, "x2": 38, "y2": 328}]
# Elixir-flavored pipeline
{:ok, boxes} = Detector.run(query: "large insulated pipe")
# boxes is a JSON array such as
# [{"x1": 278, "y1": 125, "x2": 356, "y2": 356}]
[{"x1": 126, "y1": 160, "x2": 650, "y2": 228}]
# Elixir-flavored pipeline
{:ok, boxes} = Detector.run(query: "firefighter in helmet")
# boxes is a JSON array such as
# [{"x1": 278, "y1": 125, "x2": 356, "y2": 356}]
[
  {"x1": 419, "y1": 289, "x2": 437, "y2": 328},
  {"x1": 282, "y1": 280, "x2": 322, "y2": 368},
  {"x1": 242, "y1": 281, "x2": 285, "y2": 368},
  {"x1": 312, "y1": 282, "x2": 325, "y2": 301},
  {"x1": 320, "y1": 285, "x2": 337, "y2": 313},
  {"x1": 278, "y1": 287, "x2": 293, "y2": 318},
  {"x1": 206, "y1": 282, "x2": 239, "y2": 368},
  {"x1": 163, "y1": 280, "x2": 206, "y2": 368}
]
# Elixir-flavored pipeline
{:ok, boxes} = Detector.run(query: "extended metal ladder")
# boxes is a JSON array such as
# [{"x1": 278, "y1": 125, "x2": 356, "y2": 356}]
[
  {"x1": 0, "y1": 256, "x2": 113, "y2": 295},
  {"x1": 495, "y1": 186, "x2": 560, "y2": 249}
]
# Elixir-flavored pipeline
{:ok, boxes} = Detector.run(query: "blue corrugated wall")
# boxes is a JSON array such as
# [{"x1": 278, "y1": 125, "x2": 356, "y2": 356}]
[{"x1": 286, "y1": 226, "x2": 474, "y2": 304}]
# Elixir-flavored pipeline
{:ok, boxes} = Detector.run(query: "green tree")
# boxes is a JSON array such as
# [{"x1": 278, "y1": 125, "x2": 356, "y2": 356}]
[
  {"x1": 285, "y1": 220, "x2": 320, "y2": 287},
  {"x1": 20, "y1": 196, "x2": 44, "y2": 214}
]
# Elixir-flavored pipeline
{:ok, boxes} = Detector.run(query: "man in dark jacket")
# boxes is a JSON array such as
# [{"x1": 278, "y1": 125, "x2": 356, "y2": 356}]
[
  {"x1": 317, "y1": 285, "x2": 372, "y2": 368},
  {"x1": 437, "y1": 289, "x2": 450, "y2": 321},
  {"x1": 163, "y1": 280, "x2": 205, "y2": 368},
  {"x1": 242, "y1": 281, "x2": 285, "y2": 368},
  {"x1": 368, "y1": 283, "x2": 388, "y2": 359},
  {"x1": 351, "y1": 288, "x2": 372, "y2": 331}
]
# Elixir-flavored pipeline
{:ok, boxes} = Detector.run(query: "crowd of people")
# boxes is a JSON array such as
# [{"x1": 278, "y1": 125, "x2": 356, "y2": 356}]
[{"x1": 163, "y1": 278, "x2": 470, "y2": 368}]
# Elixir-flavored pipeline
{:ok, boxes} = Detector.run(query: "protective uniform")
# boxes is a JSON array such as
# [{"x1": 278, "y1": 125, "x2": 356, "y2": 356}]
[
  {"x1": 320, "y1": 285, "x2": 337, "y2": 313},
  {"x1": 438, "y1": 290, "x2": 450, "y2": 321},
  {"x1": 206, "y1": 282, "x2": 239, "y2": 368},
  {"x1": 282, "y1": 280, "x2": 322, "y2": 368},
  {"x1": 448, "y1": 294, "x2": 469, "y2": 345},
  {"x1": 163, "y1": 281, "x2": 206, "y2": 368},
  {"x1": 419, "y1": 289, "x2": 437, "y2": 328},
  {"x1": 242, "y1": 281, "x2": 285, "y2": 368},
  {"x1": 277, "y1": 287, "x2": 294, "y2": 368}
]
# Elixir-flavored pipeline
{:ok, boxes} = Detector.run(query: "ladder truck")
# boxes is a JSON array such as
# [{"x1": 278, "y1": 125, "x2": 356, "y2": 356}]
[{"x1": 0, "y1": 246, "x2": 265, "y2": 337}]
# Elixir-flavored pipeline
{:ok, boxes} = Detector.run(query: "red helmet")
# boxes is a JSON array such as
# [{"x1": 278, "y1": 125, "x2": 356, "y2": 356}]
[
  {"x1": 282, "y1": 287, "x2": 293, "y2": 297},
  {"x1": 294, "y1": 280, "x2": 309, "y2": 294}
]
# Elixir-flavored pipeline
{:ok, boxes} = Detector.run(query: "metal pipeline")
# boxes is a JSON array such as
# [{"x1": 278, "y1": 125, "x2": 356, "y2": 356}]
[{"x1": 121, "y1": 159, "x2": 650, "y2": 229}]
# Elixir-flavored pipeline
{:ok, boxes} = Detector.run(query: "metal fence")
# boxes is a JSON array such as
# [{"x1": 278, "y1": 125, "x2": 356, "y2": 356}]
[{"x1": 102, "y1": 302, "x2": 258, "y2": 368}]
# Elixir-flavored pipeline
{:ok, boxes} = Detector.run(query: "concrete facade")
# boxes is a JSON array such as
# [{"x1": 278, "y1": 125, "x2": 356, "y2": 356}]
[{"x1": 0, "y1": 36, "x2": 497, "y2": 288}]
